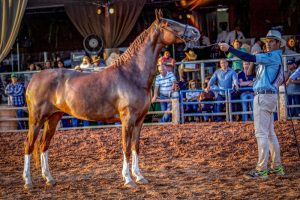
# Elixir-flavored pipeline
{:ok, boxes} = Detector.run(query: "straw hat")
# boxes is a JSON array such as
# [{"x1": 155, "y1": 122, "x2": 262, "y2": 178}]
[
  {"x1": 261, "y1": 30, "x2": 286, "y2": 47},
  {"x1": 185, "y1": 50, "x2": 197, "y2": 60},
  {"x1": 91, "y1": 56, "x2": 100, "y2": 64}
]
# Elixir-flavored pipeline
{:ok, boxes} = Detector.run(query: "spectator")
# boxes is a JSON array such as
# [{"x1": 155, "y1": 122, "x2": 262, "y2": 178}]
[
  {"x1": 24, "y1": 63, "x2": 36, "y2": 89},
  {"x1": 4, "y1": 73, "x2": 26, "y2": 129},
  {"x1": 216, "y1": 22, "x2": 228, "y2": 43},
  {"x1": 57, "y1": 60, "x2": 65, "y2": 69},
  {"x1": 205, "y1": 59, "x2": 239, "y2": 121},
  {"x1": 158, "y1": 50, "x2": 176, "y2": 73},
  {"x1": 178, "y1": 50, "x2": 199, "y2": 82},
  {"x1": 185, "y1": 80, "x2": 200, "y2": 122},
  {"x1": 286, "y1": 59, "x2": 300, "y2": 117},
  {"x1": 106, "y1": 52, "x2": 120, "y2": 66},
  {"x1": 75, "y1": 56, "x2": 93, "y2": 72},
  {"x1": 198, "y1": 82, "x2": 215, "y2": 122},
  {"x1": 44, "y1": 60, "x2": 52, "y2": 70},
  {"x1": 238, "y1": 61, "x2": 255, "y2": 121},
  {"x1": 227, "y1": 39, "x2": 247, "y2": 73},
  {"x1": 225, "y1": 26, "x2": 245, "y2": 45},
  {"x1": 151, "y1": 64, "x2": 177, "y2": 122},
  {"x1": 251, "y1": 37, "x2": 263, "y2": 54}
]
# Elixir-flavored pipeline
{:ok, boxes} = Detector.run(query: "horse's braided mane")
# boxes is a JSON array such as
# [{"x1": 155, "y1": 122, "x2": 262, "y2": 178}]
[{"x1": 113, "y1": 24, "x2": 154, "y2": 67}]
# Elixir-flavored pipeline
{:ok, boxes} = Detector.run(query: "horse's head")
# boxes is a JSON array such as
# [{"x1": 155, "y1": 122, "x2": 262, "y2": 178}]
[{"x1": 154, "y1": 9, "x2": 200, "y2": 45}]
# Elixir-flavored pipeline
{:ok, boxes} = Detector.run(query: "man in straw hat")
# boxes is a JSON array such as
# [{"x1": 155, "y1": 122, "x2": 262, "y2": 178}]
[
  {"x1": 218, "y1": 30, "x2": 286, "y2": 179},
  {"x1": 178, "y1": 50, "x2": 199, "y2": 82}
]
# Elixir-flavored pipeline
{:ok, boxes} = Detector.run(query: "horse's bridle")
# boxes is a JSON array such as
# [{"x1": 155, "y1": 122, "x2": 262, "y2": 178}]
[{"x1": 154, "y1": 18, "x2": 193, "y2": 43}]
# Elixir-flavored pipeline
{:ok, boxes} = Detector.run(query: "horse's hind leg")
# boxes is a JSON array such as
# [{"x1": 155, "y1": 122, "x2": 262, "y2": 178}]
[
  {"x1": 23, "y1": 113, "x2": 45, "y2": 189},
  {"x1": 131, "y1": 117, "x2": 148, "y2": 184},
  {"x1": 39, "y1": 112, "x2": 63, "y2": 186}
]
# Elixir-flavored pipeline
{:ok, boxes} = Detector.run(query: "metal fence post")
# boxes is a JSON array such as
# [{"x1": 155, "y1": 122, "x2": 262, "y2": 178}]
[
  {"x1": 200, "y1": 62, "x2": 205, "y2": 89},
  {"x1": 226, "y1": 90, "x2": 232, "y2": 122}
]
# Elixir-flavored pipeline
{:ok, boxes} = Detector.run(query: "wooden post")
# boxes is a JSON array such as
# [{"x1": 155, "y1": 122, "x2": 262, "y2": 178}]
[
  {"x1": 278, "y1": 85, "x2": 287, "y2": 121},
  {"x1": 171, "y1": 98, "x2": 180, "y2": 124}
]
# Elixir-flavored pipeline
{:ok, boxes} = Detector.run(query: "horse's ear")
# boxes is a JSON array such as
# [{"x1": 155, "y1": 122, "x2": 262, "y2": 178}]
[
  {"x1": 155, "y1": 9, "x2": 163, "y2": 22},
  {"x1": 158, "y1": 9, "x2": 163, "y2": 19}
]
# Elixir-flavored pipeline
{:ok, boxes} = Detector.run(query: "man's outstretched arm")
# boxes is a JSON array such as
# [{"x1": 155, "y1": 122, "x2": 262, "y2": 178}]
[{"x1": 219, "y1": 43, "x2": 256, "y2": 62}]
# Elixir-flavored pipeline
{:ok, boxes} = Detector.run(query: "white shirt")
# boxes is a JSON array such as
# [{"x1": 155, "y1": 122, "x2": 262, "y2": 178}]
[
  {"x1": 251, "y1": 43, "x2": 262, "y2": 54},
  {"x1": 216, "y1": 31, "x2": 228, "y2": 43},
  {"x1": 225, "y1": 30, "x2": 245, "y2": 44}
]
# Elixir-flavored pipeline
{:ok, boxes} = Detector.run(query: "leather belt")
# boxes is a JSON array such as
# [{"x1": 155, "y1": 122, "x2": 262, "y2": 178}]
[{"x1": 254, "y1": 90, "x2": 277, "y2": 96}]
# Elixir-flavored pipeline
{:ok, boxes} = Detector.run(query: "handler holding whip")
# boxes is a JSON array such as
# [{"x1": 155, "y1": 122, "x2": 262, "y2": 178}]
[{"x1": 218, "y1": 30, "x2": 285, "y2": 179}]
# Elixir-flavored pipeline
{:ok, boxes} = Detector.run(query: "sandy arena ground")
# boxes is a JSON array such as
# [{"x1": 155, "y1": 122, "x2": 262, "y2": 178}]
[{"x1": 0, "y1": 121, "x2": 300, "y2": 199}]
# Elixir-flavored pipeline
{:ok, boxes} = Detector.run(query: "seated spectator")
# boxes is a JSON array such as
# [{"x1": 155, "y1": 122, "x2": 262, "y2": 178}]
[
  {"x1": 158, "y1": 50, "x2": 176, "y2": 73},
  {"x1": 198, "y1": 82, "x2": 215, "y2": 122},
  {"x1": 4, "y1": 73, "x2": 26, "y2": 129},
  {"x1": 75, "y1": 56, "x2": 93, "y2": 72},
  {"x1": 185, "y1": 80, "x2": 200, "y2": 122},
  {"x1": 238, "y1": 61, "x2": 255, "y2": 121},
  {"x1": 205, "y1": 59, "x2": 239, "y2": 122},
  {"x1": 178, "y1": 50, "x2": 199, "y2": 82},
  {"x1": 57, "y1": 60, "x2": 65, "y2": 69},
  {"x1": 44, "y1": 60, "x2": 52, "y2": 70},
  {"x1": 227, "y1": 39, "x2": 247, "y2": 73},
  {"x1": 151, "y1": 64, "x2": 177, "y2": 123}
]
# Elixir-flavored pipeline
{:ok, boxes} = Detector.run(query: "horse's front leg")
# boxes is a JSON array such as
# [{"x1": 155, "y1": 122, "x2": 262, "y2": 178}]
[
  {"x1": 121, "y1": 115, "x2": 137, "y2": 188},
  {"x1": 131, "y1": 118, "x2": 148, "y2": 184}
]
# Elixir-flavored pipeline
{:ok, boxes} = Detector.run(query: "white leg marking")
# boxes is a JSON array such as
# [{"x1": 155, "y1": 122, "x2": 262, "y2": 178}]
[
  {"x1": 23, "y1": 154, "x2": 32, "y2": 185},
  {"x1": 40, "y1": 150, "x2": 54, "y2": 183},
  {"x1": 131, "y1": 150, "x2": 145, "y2": 181},
  {"x1": 122, "y1": 152, "x2": 133, "y2": 184}
]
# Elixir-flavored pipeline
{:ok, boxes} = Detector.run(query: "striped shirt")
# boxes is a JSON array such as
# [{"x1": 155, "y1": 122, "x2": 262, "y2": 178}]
[
  {"x1": 5, "y1": 83, "x2": 25, "y2": 106},
  {"x1": 154, "y1": 72, "x2": 176, "y2": 96}
]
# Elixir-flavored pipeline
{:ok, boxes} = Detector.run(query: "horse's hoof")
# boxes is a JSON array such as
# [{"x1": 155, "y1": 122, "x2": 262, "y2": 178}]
[
  {"x1": 124, "y1": 181, "x2": 137, "y2": 188},
  {"x1": 137, "y1": 178, "x2": 149, "y2": 184},
  {"x1": 46, "y1": 179, "x2": 56, "y2": 187},
  {"x1": 24, "y1": 183, "x2": 33, "y2": 190}
]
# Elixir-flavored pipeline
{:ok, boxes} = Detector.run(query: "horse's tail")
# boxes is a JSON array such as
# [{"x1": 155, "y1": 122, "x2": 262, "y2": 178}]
[{"x1": 33, "y1": 138, "x2": 40, "y2": 169}]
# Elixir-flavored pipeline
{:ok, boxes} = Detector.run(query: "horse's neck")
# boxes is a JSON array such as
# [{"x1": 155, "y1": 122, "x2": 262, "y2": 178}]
[{"x1": 123, "y1": 26, "x2": 164, "y2": 89}]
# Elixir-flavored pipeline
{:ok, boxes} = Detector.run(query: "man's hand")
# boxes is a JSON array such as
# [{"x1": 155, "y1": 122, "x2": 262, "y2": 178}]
[{"x1": 218, "y1": 43, "x2": 230, "y2": 52}]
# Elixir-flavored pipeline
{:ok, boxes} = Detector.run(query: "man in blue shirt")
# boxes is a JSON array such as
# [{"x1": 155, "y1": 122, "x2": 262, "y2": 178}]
[
  {"x1": 219, "y1": 30, "x2": 286, "y2": 179},
  {"x1": 5, "y1": 73, "x2": 26, "y2": 129},
  {"x1": 206, "y1": 58, "x2": 239, "y2": 121}
]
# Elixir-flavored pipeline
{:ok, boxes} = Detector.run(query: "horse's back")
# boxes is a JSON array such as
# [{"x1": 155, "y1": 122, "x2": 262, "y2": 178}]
[{"x1": 26, "y1": 69, "x2": 83, "y2": 107}]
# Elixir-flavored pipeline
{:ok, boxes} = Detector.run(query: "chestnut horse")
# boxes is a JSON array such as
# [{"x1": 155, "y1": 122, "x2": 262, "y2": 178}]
[{"x1": 23, "y1": 10, "x2": 200, "y2": 189}]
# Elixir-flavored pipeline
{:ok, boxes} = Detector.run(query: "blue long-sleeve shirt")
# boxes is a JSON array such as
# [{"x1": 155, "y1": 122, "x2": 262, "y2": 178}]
[
  {"x1": 227, "y1": 46, "x2": 282, "y2": 92},
  {"x1": 208, "y1": 67, "x2": 239, "y2": 95},
  {"x1": 5, "y1": 83, "x2": 25, "y2": 106}
]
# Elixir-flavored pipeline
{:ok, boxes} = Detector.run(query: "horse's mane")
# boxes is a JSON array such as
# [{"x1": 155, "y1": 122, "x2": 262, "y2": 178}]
[{"x1": 113, "y1": 24, "x2": 154, "y2": 67}]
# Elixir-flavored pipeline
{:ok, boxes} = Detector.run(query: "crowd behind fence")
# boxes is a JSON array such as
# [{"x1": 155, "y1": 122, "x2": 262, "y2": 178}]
[{"x1": 1, "y1": 54, "x2": 300, "y2": 132}]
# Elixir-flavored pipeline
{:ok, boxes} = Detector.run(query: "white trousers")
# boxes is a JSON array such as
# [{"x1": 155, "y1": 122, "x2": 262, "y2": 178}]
[{"x1": 253, "y1": 94, "x2": 282, "y2": 170}]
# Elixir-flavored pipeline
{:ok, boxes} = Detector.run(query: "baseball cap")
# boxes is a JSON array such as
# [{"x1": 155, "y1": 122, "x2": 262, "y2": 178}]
[
  {"x1": 261, "y1": 30, "x2": 286, "y2": 47},
  {"x1": 11, "y1": 73, "x2": 17, "y2": 78},
  {"x1": 287, "y1": 59, "x2": 296, "y2": 65}
]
